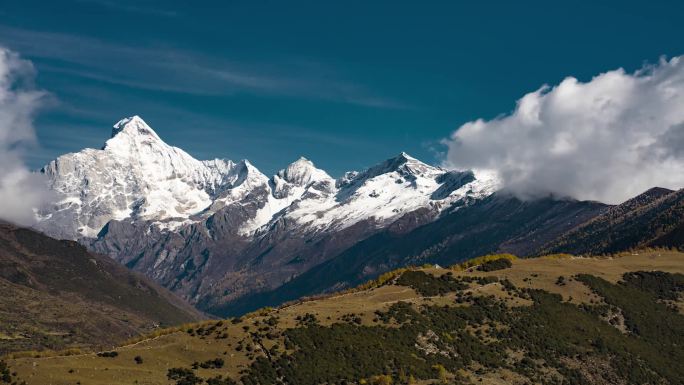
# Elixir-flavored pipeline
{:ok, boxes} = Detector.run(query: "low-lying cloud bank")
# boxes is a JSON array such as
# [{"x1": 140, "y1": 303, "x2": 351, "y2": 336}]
[
  {"x1": 443, "y1": 56, "x2": 684, "y2": 204},
  {"x1": 0, "y1": 47, "x2": 51, "y2": 225}
]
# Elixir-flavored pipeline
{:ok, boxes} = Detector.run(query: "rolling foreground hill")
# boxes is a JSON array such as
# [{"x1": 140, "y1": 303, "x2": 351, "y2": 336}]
[
  {"x1": 0, "y1": 223, "x2": 203, "y2": 355},
  {"x1": 5, "y1": 250, "x2": 683, "y2": 385}
]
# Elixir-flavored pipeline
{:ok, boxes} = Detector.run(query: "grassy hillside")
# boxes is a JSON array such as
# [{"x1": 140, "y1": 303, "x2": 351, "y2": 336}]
[
  {"x1": 0, "y1": 223, "x2": 203, "y2": 355},
  {"x1": 5, "y1": 250, "x2": 683, "y2": 385}
]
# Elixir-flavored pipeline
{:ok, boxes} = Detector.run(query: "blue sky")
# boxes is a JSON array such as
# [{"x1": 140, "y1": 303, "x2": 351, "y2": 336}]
[{"x1": 2, "y1": 0, "x2": 683, "y2": 176}]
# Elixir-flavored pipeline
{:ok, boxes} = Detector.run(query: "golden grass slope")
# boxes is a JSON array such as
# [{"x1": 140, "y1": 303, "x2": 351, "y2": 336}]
[{"x1": 5, "y1": 250, "x2": 684, "y2": 385}]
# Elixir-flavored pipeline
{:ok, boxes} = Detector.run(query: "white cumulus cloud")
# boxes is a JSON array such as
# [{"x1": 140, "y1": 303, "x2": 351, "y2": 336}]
[
  {"x1": 0, "y1": 47, "x2": 52, "y2": 225},
  {"x1": 443, "y1": 56, "x2": 684, "y2": 204}
]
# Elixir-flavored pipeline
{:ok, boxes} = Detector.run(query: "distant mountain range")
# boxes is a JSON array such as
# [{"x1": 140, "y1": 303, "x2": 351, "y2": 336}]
[
  {"x1": 34, "y1": 116, "x2": 684, "y2": 316},
  {"x1": 0, "y1": 222, "x2": 202, "y2": 354},
  {"x1": 38, "y1": 116, "x2": 496, "y2": 240}
]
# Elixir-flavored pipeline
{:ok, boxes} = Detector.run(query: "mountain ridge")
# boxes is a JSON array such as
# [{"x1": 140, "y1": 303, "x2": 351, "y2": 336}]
[
  {"x1": 540, "y1": 186, "x2": 684, "y2": 254},
  {"x1": 37, "y1": 116, "x2": 496, "y2": 240},
  {"x1": 216, "y1": 193, "x2": 608, "y2": 315}
]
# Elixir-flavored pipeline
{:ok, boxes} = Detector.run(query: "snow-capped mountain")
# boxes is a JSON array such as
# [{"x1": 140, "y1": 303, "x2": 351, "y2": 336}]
[
  {"x1": 38, "y1": 116, "x2": 497, "y2": 241},
  {"x1": 38, "y1": 116, "x2": 239, "y2": 238},
  {"x1": 265, "y1": 152, "x2": 496, "y2": 236},
  {"x1": 36, "y1": 116, "x2": 499, "y2": 313}
]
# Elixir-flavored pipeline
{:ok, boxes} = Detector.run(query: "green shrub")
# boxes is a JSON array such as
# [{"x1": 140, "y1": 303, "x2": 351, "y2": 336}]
[
  {"x1": 0, "y1": 360, "x2": 10, "y2": 383},
  {"x1": 395, "y1": 271, "x2": 467, "y2": 296},
  {"x1": 206, "y1": 375, "x2": 237, "y2": 385},
  {"x1": 477, "y1": 258, "x2": 512, "y2": 272},
  {"x1": 167, "y1": 367, "x2": 202, "y2": 385},
  {"x1": 452, "y1": 254, "x2": 517, "y2": 270},
  {"x1": 199, "y1": 358, "x2": 224, "y2": 369},
  {"x1": 621, "y1": 271, "x2": 684, "y2": 300}
]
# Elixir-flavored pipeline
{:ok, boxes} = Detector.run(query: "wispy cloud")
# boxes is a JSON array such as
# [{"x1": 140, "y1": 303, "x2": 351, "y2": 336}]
[
  {"x1": 74, "y1": 0, "x2": 178, "y2": 17},
  {"x1": 0, "y1": 26, "x2": 405, "y2": 108}
]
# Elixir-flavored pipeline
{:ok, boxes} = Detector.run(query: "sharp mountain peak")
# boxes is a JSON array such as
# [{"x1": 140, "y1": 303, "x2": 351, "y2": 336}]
[{"x1": 111, "y1": 115, "x2": 161, "y2": 140}]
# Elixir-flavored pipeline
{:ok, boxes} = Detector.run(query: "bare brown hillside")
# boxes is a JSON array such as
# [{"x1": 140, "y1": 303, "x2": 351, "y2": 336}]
[{"x1": 0, "y1": 223, "x2": 204, "y2": 355}]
